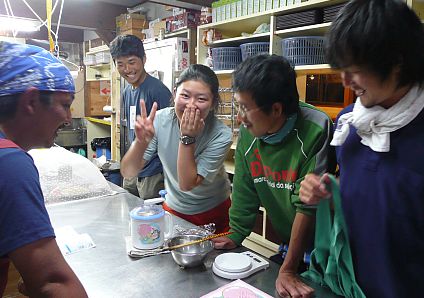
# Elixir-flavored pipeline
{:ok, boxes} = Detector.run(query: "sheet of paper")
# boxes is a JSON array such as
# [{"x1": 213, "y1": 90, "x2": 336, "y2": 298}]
[
  {"x1": 129, "y1": 105, "x2": 136, "y2": 130},
  {"x1": 200, "y1": 279, "x2": 273, "y2": 298},
  {"x1": 55, "y1": 225, "x2": 96, "y2": 256}
]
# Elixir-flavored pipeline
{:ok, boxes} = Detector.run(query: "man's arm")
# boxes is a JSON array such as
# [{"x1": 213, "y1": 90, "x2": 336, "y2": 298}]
[
  {"x1": 9, "y1": 237, "x2": 87, "y2": 297},
  {"x1": 275, "y1": 212, "x2": 315, "y2": 298}
]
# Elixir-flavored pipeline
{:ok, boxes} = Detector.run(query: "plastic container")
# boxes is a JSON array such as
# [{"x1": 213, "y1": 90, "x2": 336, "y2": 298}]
[
  {"x1": 90, "y1": 137, "x2": 111, "y2": 160},
  {"x1": 95, "y1": 52, "x2": 110, "y2": 64},
  {"x1": 281, "y1": 36, "x2": 326, "y2": 66},
  {"x1": 239, "y1": 42, "x2": 269, "y2": 61},
  {"x1": 211, "y1": 47, "x2": 242, "y2": 70},
  {"x1": 83, "y1": 55, "x2": 96, "y2": 66}
]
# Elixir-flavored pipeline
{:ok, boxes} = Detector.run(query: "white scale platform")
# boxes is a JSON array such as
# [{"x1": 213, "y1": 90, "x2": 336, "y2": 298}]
[{"x1": 212, "y1": 251, "x2": 269, "y2": 279}]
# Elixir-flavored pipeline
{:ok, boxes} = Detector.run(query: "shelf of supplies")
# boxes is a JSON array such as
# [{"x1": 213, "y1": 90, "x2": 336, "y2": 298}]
[
  {"x1": 85, "y1": 117, "x2": 111, "y2": 126},
  {"x1": 209, "y1": 32, "x2": 270, "y2": 47},
  {"x1": 215, "y1": 65, "x2": 335, "y2": 75},
  {"x1": 88, "y1": 64, "x2": 110, "y2": 69},
  {"x1": 200, "y1": 0, "x2": 346, "y2": 33},
  {"x1": 276, "y1": 22, "x2": 332, "y2": 38},
  {"x1": 86, "y1": 45, "x2": 109, "y2": 55},
  {"x1": 294, "y1": 64, "x2": 339, "y2": 74},
  {"x1": 214, "y1": 69, "x2": 234, "y2": 75},
  {"x1": 165, "y1": 28, "x2": 190, "y2": 38}
]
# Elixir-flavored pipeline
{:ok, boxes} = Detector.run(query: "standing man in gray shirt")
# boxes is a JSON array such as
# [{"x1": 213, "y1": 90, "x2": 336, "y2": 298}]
[{"x1": 110, "y1": 35, "x2": 171, "y2": 199}]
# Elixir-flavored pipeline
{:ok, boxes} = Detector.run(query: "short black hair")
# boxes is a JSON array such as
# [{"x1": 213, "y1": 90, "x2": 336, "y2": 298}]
[
  {"x1": 109, "y1": 35, "x2": 145, "y2": 61},
  {"x1": 232, "y1": 54, "x2": 299, "y2": 116},
  {"x1": 0, "y1": 91, "x2": 53, "y2": 122},
  {"x1": 326, "y1": 0, "x2": 424, "y2": 87},
  {"x1": 175, "y1": 64, "x2": 221, "y2": 113}
]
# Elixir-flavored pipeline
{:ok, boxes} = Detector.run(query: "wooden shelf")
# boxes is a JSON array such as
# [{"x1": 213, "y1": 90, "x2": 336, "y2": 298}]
[
  {"x1": 276, "y1": 22, "x2": 332, "y2": 38},
  {"x1": 85, "y1": 117, "x2": 111, "y2": 126},
  {"x1": 209, "y1": 32, "x2": 270, "y2": 47},
  {"x1": 86, "y1": 45, "x2": 109, "y2": 55},
  {"x1": 88, "y1": 64, "x2": 110, "y2": 69},
  {"x1": 165, "y1": 28, "x2": 190, "y2": 38},
  {"x1": 214, "y1": 69, "x2": 234, "y2": 75},
  {"x1": 199, "y1": 0, "x2": 346, "y2": 33}
]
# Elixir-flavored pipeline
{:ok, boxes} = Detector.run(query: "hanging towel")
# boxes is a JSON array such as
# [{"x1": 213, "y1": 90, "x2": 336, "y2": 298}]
[
  {"x1": 331, "y1": 85, "x2": 424, "y2": 152},
  {"x1": 302, "y1": 175, "x2": 366, "y2": 298}
]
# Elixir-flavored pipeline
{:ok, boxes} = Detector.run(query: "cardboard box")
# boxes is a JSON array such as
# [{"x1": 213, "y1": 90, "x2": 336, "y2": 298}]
[
  {"x1": 165, "y1": 10, "x2": 200, "y2": 33},
  {"x1": 119, "y1": 28, "x2": 145, "y2": 40},
  {"x1": 85, "y1": 81, "x2": 110, "y2": 117},
  {"x1": 175, "y1": 39, "x2": 190, "y2": 71},
  {"x1": 116, "y1": 13, "x2": 147, "y2": 33},
  {"x1": 152, "y1": 20, "x2": 166, "y2": 37}
]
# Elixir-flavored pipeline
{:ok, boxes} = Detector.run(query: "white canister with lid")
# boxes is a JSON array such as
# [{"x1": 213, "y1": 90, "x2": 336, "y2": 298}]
[{"x1": 130, "y1": 204, "x2": 173, "y2": 250}]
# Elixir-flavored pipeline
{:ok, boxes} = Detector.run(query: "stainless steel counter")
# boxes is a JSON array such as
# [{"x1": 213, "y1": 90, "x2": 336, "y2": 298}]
[{"x1": 46, "y1": 186, "x2": 340, "y2": 298}]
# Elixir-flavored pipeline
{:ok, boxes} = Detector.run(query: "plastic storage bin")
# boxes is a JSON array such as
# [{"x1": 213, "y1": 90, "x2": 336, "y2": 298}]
[
  {"x1": 83, "y1": 55, "x2": 96, "y2": 66},
  {"x1": 282, "y1": 36, "x2": 326, "y2": 66},
  {"x1": 211, "y1": 47, "x2": 242, "y2": 70},
  {"x1": 239, "y1": 42, "x2": 270, "y2": 61},
  {"x1": 95, "y1": 52, "x2": 111, "y2": 64}
]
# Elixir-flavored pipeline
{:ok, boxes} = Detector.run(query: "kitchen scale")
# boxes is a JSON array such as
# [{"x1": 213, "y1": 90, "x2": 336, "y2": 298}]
[{"x1": 212, "y1": 251, "x2": 269, "y2": 279}]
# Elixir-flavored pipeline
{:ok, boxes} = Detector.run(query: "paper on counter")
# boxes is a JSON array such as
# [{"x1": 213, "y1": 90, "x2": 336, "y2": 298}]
[
  {"x1": 55, "y1": 225, "x2": 96, "y2": 256},
  {"x1": 125, "y1": 236, "x2": 170, "y2": 259},
  {"x1": 200, "y1": 279, "x2": 273, "y2": 298}
]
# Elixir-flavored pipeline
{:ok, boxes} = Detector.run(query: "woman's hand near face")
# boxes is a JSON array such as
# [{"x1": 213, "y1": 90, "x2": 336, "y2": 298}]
[
  {"x1": 134, "y1": 100, "x2": 157, "y2": 146},
  {"x1": 180, "y1": 106, "x2": 205, "y2": 137}
]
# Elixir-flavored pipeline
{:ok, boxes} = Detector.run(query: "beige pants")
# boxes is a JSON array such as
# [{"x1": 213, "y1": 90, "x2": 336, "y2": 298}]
[{"x1": 123, "y1": 172, "x2": 164, "y2": 199}]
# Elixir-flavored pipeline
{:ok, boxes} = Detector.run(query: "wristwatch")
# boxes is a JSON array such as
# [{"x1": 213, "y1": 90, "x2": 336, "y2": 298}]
[{"x1": 180, "y1": 135, "x2": 196, "y2": 145}]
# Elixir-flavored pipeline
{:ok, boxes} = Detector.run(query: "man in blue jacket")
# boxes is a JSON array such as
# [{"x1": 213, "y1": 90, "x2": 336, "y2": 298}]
[{"x1": 300, "y1": 1, "x2": 424, "y2": 297}]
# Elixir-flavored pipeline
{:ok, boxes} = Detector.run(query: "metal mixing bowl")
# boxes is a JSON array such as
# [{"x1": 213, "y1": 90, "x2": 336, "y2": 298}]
[{"x1": 167, "y1": 234, "x2": 214, "y2": 268}]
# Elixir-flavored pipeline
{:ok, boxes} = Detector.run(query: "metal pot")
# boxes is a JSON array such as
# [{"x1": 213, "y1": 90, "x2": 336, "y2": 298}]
[{"x1": 167, "y1": 234, "x2": 214, "y2": 268}]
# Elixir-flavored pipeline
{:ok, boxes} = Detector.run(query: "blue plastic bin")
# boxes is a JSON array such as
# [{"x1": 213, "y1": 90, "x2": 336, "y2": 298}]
[
  {"x1": 211, "y1": 47, "x2": 242, "y2": 70},
  {"x1": 240, "y1": 42, "x2": 270, "y2": 61},
  {"x1": 282, "y1": 36, "x2": 326, "y2": 66}
]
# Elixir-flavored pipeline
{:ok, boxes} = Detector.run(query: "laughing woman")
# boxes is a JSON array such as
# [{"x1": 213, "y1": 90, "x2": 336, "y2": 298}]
[{"x1": 121, "y1": 64, "x2": 232, "y2": 233}]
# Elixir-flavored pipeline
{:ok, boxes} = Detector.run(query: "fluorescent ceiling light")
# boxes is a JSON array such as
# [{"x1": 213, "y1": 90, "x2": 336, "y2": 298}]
[{"x1": 0, "y1": 15, "x2": 41, "y2": 32}]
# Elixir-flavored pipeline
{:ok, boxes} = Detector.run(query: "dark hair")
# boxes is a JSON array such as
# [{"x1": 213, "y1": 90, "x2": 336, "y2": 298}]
[
  {"x1": 232, "y1": 54, "x2": 299, "y2": 116},
  {"x1": 0, "y1": 91, "x2": 53, "y2": 122},
  {"x1": 175, "y1": 64, "x2": 221, "y2": 113},
  {"x1": 109, "y1": 35, "x2": 145, "y2": 61},
  {"x1": 326, "y1": 0, "x2": 424, "y2": 87}
]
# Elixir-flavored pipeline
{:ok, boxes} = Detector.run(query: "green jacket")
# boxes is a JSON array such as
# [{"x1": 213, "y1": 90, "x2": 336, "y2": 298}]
[{"x1": 228, "y1": 102, "x2": 335, "y2": 245}]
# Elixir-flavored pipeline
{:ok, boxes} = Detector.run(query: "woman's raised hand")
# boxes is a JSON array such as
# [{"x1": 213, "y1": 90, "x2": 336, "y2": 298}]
[
  {"x1": 180, "y1": 107, "x2": 205, "y2": 137},
  {"x1": 134, "y1": 100, "x2": 157, "y2": 146}
]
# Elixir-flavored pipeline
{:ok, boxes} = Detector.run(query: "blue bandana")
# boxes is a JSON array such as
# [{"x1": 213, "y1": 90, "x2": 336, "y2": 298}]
[{"x1": 0, "y1": 41, "x2": 75, "y2": 96}]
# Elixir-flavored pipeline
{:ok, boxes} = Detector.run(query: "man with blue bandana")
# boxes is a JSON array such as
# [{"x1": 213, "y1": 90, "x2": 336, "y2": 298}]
[{"x1": 0, "y1": 42, "x2": 87, "y2": 297}]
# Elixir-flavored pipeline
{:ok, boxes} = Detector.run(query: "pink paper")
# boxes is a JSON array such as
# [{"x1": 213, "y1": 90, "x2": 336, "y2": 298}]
[{"x1": 200, "y1": 279, "x2": 273, "y2": 298}]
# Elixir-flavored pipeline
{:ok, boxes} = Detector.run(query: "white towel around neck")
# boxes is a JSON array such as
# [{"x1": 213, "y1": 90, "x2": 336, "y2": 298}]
[{"x1": 331, "y1": 85, "x2": 424, "y2": 152}]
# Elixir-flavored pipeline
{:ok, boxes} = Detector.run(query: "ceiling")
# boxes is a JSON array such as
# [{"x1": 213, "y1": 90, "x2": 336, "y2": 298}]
[{"x1": 0, "y1": 0, "x2": 212, "y2": 43}]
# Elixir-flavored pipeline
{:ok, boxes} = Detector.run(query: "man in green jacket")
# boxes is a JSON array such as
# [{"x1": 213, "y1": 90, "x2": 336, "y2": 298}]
[{"x1": 212, "y1": 54, "x2": 335, "y2": 298}]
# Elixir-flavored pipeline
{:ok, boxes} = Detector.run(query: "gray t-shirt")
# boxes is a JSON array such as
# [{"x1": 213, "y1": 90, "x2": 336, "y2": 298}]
[{"x1": 143, "y1": 107, "x2": 232, "y2": 214}]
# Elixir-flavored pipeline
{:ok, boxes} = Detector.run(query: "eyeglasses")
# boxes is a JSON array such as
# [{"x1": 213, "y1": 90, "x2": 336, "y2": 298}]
[{"x1": 233, "y1": 101, "x2": 262, "y2": 118}]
